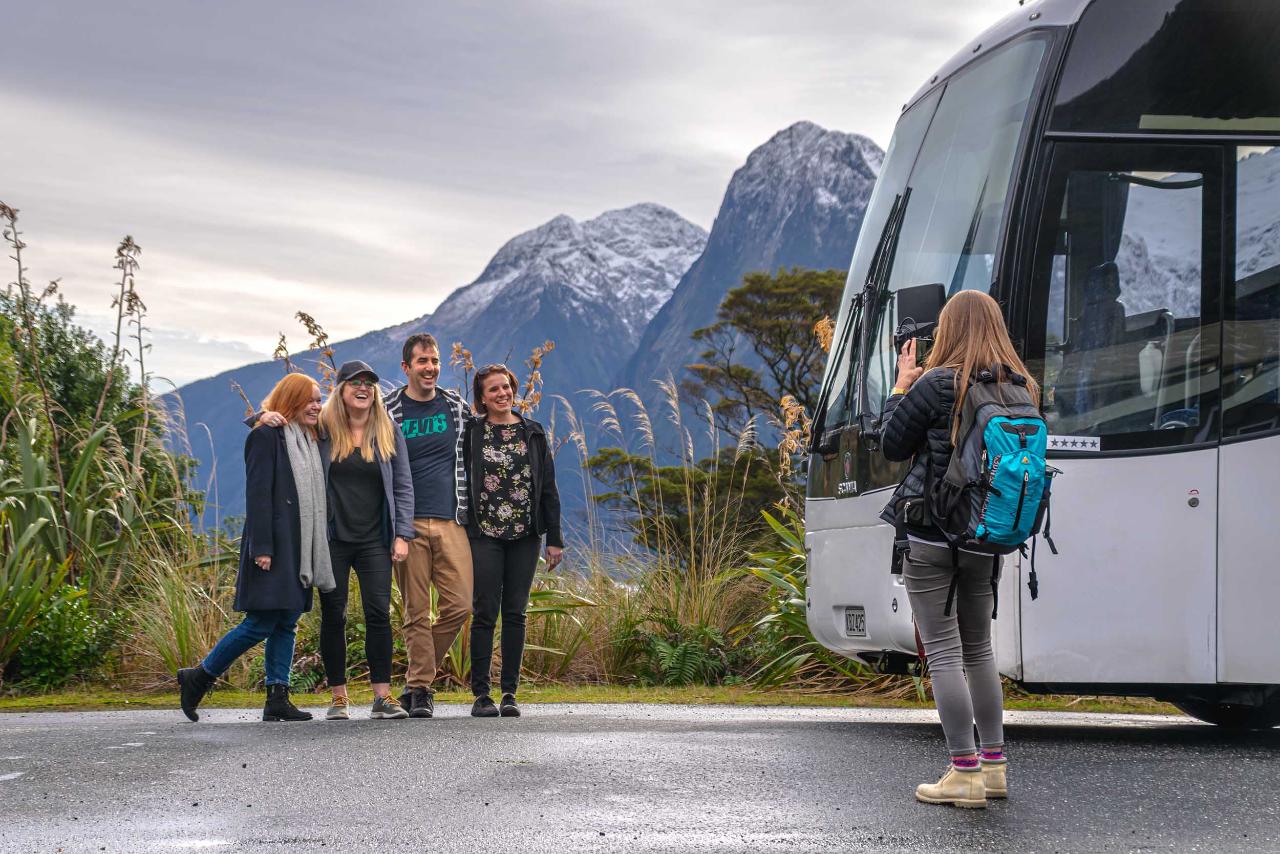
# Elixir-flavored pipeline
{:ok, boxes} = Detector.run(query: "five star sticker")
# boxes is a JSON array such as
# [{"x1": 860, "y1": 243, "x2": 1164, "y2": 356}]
[{"x1": 1049, "y1": 435, "x2": 1100, "y2": 451}]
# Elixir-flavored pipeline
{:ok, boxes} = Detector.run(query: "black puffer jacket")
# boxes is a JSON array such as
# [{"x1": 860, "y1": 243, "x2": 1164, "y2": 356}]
[{"x1": 877, "y1": 367, "x2": 957, "y2": 537}]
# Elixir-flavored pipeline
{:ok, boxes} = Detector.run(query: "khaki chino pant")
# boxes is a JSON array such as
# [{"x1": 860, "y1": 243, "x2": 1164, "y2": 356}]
[{"x1": 395, "y1": 518, "x2": 473, "y2": 688}]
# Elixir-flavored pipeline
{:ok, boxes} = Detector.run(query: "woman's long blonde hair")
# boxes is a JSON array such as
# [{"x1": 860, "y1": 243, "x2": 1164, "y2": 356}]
[
  {"x1": 923, "y1": 289, "x2": 1040, "y2": 444},
  {"x1": 321, "y1": 380, "x2": 398, "y2": 462}
]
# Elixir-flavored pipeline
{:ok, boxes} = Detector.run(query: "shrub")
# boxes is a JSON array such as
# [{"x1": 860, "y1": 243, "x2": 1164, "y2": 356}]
[
  {"x1": 629, "y1": 609, "x2": 730, "y2": 686},
  {"x1": 0, "y1": 512, "x2": 78, "y2": 688},
  {"x1": 736, "y1": 505, "x2": 923, "y2": 699},
  {"x1": 6, "y1": 587, "x2": 121, "y2": 690}
]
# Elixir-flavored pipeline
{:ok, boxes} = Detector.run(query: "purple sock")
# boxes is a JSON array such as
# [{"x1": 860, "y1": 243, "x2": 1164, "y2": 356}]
[
  {"x1": 981, "y1": 749, "x2": 1005, "y2": 763},
  {"x1": 953, "y1": 756, "x2": 980, "y2": 770}
]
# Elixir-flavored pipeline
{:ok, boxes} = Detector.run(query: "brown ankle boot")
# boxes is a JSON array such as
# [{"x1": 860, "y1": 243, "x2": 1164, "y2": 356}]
[{"x1": 915, "y1": 765, "x2": 986, "y2": 808}]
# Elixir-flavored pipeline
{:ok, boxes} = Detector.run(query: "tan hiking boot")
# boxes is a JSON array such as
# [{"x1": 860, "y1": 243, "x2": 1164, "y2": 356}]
[
  {"x1": 915, "y1": 765, "x2": 986, "y2": 808},
  {"x1": 982, "y1": 760, "x2": 1007, "y2": 798}
]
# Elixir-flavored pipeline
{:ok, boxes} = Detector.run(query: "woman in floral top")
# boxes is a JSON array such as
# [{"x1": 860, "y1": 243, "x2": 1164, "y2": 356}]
[{"x1": 463, "y1": 364, "x2": 562, "y2": 718}]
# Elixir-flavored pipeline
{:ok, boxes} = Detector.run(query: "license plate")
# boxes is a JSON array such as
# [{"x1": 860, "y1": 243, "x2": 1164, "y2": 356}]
[{"x1": 844, "y1": 606, "x2": 867, "y2": 638}]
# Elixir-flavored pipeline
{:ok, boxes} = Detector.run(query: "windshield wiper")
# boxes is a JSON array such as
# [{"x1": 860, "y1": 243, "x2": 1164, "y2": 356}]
[
  {"x1": 852, "y1": 187, "x2": 911, "y2": 430},
  {"x1": 808, "y1": 295, "x2": 861, "y2": 455},
  {"x1": 809, "y1": 190, "x2": 910, "y2": 455}
]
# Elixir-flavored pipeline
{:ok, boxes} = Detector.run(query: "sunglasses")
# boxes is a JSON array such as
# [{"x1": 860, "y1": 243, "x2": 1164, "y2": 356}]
[{"x1": 346, "y1": 377, "x2": 378, "y2": 389}]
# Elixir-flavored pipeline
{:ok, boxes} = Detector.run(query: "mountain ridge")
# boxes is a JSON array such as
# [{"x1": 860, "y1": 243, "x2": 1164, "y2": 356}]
[
  {"x1": 617, "y1": 121, "x2": 883, "y2": 437},
  {"x1": 172, "y1": 202, "x2": 707, "y2": 525}
]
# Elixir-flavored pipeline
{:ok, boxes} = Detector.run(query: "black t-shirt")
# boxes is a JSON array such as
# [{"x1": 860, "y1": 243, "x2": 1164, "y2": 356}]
[
  {"x1": 398, "y1": 393, "x2": 458, "y2": 520},
  {"x1": 329, "y1": 450, "x2": 384, "y2": 543}
]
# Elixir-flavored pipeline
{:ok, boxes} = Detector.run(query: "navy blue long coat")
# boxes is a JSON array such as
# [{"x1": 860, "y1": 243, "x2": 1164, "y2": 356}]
[{"x1": 234, "y1": 425, "x2": 315, "y2": 613}]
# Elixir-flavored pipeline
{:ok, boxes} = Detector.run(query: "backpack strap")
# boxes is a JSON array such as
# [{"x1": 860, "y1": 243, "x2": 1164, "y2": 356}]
[
  {"x1": 890, "y1": 510, "x2": 909, "y2": 575},
  {"x1": 1043, "y1": 497, "x2": 1058, "y2": 555},
  {"x1": 990, "y1": 554, "x2": 1000, "y2": 619},
  {"x1": 890, "y1": 452, "x2": 920, "y2": 575},
  {"x1": 1028, "y1": 536, "x2": 1040, "y2": 600},
  {"x1": 891, "y1": 451, "x2": 935, "y2": 575},
  {"x1": 943, "y1": 544, "x2": 960, "y2": 616}
]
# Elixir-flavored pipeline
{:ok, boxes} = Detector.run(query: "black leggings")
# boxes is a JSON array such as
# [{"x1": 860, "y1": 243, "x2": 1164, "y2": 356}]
[
  {"x1": 469, "y1": 534, "x2": 541, "y2": 696},
  {"x1": 320, "y1": 539, "x2": 393, "y2": 686}
]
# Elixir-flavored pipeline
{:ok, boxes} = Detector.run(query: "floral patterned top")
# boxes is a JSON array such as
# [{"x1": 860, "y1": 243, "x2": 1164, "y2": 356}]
[{"x1": 477, "y1": 420, "x2": 534, "y2": 540}]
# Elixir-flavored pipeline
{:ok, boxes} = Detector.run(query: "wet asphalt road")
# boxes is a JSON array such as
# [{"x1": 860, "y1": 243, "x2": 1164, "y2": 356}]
[{"x1": 1, "y1": 704, "x2": 1278, "y2": 854}]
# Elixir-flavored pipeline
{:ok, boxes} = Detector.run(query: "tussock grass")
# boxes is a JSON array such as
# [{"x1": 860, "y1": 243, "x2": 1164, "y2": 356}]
[{"x1": 0, "y1": 210, "x2": 980, "y2": 709}]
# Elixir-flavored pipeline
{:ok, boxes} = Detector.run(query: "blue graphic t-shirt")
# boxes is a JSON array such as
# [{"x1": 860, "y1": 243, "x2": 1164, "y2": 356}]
[{"x1": 398, "y1": 393, "x2": 458, "y2": 520}]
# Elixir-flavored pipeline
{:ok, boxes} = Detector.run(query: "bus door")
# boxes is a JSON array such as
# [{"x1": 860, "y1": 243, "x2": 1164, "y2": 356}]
[
  {"x1": 1218, "y1": 144, "x2": 1280, "y2": 684},
  {"x1": 1021, "y1": 142, "x2": 1223, "y2": 685}
]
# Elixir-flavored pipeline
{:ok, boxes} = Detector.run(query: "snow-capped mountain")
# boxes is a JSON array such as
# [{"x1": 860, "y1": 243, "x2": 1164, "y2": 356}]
[
  {"x1": 1235, "y1": 146, "x2": 1280, "y2": 287},
  {"x1": 171, "y1": 203, "x2": 706, "y2": 525},
  {"x1": 618, "y1": 121, "x2": 883, "y2": 434},
  {"x1": 1115, "y1": 146, "x2": 1280, "y2": 318},
  {"x1": 431, "y1": 203, "x2": 707, "y2": 343}
]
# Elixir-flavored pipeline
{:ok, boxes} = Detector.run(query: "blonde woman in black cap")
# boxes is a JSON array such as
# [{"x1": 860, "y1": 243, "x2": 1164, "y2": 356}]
[{"x1": 317, "y1": 360, "x2": 415, "y2": 720}]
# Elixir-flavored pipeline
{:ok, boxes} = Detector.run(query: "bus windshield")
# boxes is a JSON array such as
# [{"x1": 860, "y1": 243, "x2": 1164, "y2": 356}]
[{"x1": 817, "y1": 33, "x2": 1050, "y2": 433}]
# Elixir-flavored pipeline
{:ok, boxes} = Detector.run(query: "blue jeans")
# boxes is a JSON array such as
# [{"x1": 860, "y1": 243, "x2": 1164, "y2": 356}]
[{"x1": 201, "y1": 609, "x2": 303, "y2": 686}]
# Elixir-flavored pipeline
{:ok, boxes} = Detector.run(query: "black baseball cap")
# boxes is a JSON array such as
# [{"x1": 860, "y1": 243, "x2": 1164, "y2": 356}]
[{"x1": 335, "y1": 360, "x2": 379, "y2": 385}]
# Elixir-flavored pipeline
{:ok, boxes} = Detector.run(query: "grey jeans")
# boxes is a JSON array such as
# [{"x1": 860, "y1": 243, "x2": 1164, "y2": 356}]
[{"x1": 904, "y1": 540, "x2": 1004, "y2": 757}]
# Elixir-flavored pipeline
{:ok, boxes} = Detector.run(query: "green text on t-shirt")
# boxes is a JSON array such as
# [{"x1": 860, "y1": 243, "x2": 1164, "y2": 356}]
[{"x1": 401, "y1": 413, "x2": 449, "y2": 439}]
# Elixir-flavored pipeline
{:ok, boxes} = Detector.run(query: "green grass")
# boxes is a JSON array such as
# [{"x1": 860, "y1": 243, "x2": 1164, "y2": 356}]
[{"x1": 0, "y1": 682, "x2": 1179, "y2": 716}]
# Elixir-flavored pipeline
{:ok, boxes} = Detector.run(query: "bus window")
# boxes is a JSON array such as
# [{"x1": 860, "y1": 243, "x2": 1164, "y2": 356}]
[
  {"x1": 887, "y1": 35, "x2": 1047, "y2": 298},
  {"x1": 815, "y1": 89, "x2": 940, "y2": 435},
  {"x1": 1031, "y1": 149, "x2": 1221, "y2": 452},
  {"x1": 1051, "y1": 0, "x2": 1280, "y2": 135},
  {"x1": 862, "y1": 35, "x2": 1049, "y2": 428},
  {"x1": 1224, "y1": 146, "x2": 1280, "y2": 438}
]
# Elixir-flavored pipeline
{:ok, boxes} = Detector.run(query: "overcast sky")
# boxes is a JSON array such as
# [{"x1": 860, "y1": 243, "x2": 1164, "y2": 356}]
[{"x1": 2, "y1": 0, "x2": 1017, "y2": 386}]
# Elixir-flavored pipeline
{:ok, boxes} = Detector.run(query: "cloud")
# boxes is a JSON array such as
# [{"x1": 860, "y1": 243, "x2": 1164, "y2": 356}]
[{"x1": 0, "y1": 0, "x2": 1017, "y2": 383}]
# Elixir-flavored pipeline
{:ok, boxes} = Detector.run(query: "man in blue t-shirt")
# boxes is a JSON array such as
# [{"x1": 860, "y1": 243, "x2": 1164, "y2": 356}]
[{"x1": 383, "y1": 333, "x2": 472, "y2": 718}]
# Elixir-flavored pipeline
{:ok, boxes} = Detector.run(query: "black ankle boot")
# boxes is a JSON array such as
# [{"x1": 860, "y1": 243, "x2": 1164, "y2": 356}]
[
  {"x1": 262, "y1": 684, "x2": 313, "y2": 722},
  {"x1": 176, "y1": 666, "x2": 215, "y2": 722}
]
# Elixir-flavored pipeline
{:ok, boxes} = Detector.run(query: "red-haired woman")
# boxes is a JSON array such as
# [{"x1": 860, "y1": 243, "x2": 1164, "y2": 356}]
[
  {"x1": 177, "y1": 372, "x2": 336, "y2": 722},
  {"x1": 463, "y1": 364, "x2": 562, "y2": 718}
]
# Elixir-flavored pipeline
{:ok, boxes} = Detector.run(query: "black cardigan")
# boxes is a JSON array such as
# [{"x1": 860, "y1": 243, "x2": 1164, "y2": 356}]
[{"x1": 463, "y1": 414, "x2": 563, "y2": 548}]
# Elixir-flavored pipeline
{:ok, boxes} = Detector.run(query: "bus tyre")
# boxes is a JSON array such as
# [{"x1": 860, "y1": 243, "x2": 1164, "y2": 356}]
[{"x1": 1173, "y1": 688, "x2": 1280, "y2": 731}]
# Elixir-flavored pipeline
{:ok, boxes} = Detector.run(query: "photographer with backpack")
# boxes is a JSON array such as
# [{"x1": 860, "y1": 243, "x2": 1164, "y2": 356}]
[{"x1": 880, "y1": 289, "x2": 1047, "y2": 809}]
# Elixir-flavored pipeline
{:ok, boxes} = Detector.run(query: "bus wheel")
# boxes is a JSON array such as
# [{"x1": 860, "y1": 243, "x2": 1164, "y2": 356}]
[{"x1": 1173, "y1": 688, "x2": 1280, "y2": 730}]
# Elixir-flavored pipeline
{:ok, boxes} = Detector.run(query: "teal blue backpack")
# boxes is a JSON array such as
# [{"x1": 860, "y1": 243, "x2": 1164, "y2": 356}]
[{"x1": 930, "y1": 368, "x2": 1058, "y2": 617}]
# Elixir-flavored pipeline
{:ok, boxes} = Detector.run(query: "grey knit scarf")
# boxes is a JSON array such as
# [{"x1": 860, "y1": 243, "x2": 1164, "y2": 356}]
[{"x1": 282, "y1": 422, "x2": 334, "y2": 593}]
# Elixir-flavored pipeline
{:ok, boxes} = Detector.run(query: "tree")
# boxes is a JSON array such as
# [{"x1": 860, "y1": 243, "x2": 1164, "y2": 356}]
[
  {"x1": 683, "y1": 267, "x2": 844, "y2": 434},
  {"x1": 587, "y1": 445, "x2": 784, "y2": 564}
]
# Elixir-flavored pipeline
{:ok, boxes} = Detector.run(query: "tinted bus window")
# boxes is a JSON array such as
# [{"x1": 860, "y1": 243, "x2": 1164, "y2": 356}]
[
  {"x1": 1224, "y1": 146, "x2": 1280, "y2": 437},
  {"x1": 888, "y1": 36, "x2": 1048, "y2": 296},
  {"x1": 865, "y1": 35, "x2": 1048, "y2": 420},
  {"x1": 1029, "y1": 144, "x2": 1222, "y2": 451},
  {"x1": 1052, "y1": 0, "x2": 1280, "y2": 134},
  {"x1": 815, "y1": 88, "x2": 940, "y2": 432}
]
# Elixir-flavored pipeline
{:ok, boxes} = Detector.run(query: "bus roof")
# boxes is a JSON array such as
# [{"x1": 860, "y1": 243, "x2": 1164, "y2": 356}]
[{"x1": 904, "y1": 0, "x2": 1090, "y2": 113}]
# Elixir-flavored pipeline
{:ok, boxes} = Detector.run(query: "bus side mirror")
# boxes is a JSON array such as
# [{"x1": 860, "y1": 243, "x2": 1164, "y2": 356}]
[{"x1": 893, "y1": 283, "x2": 946, "y2": 350}]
